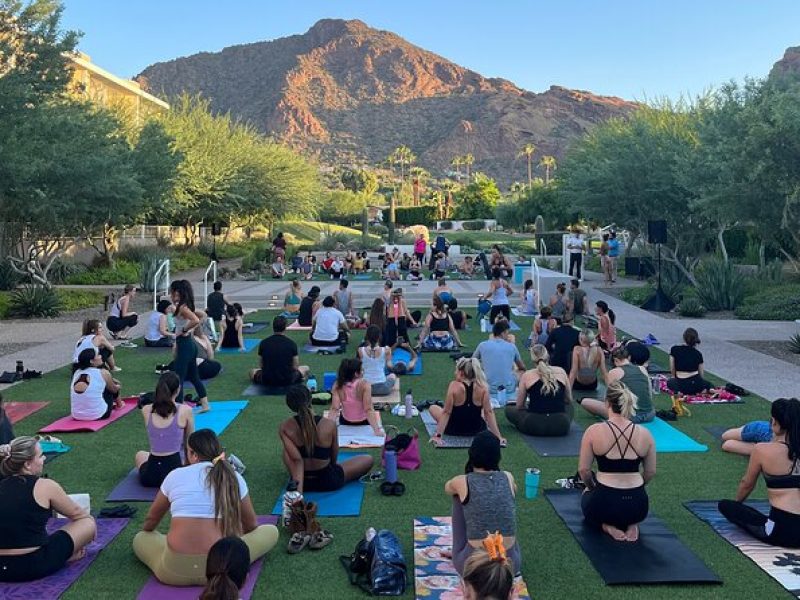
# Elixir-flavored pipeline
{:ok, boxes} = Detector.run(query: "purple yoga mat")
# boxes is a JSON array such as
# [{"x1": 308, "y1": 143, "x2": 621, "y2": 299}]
[
  {"x1": 136, "y1": 515, "x2": 278, "y2": 600},
  {"x1": 106, "y1": 468, "x2": 158, "y2": 502},
  {"x1": 0, "y1": 518, "x2": 129, "y2": 599}
]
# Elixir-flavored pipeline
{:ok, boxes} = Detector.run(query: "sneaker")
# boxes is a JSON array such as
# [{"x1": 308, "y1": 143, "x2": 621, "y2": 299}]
[
  {"x1": 112, "y1": 366, "x2": 122, "y2": 372},
  {"x1": 119, "y1": 341, "x2": 137, "y2": 348}
]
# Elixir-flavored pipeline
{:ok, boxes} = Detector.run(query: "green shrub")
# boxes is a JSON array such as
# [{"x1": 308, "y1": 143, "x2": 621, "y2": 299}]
[
  {"x1": 0, "y1": 292, "x2": 10, "y2": 318},
  {"x1": 619, "y1": 286, "x2": 655, "y2": 307},
  {"x1": 65, "y1": 260, "x2": 140, "y2": 285},
  {"x1": 48, "y1": 258, "x2": 87, "y2": 285},
  {"x1": 369, "y1": 224, "x2": 388, "y2": 236},
  {"x1": 140, "y1": 258, "x2": 170, "y2": 292},
  {"x1": 170, "y1": 249, "x2": 209, "y2": 272},
  {"x1": 757, "y1": 259, "x2": 784, "y2": 285},
  {"x1": 735, "y1": 294, "x2": 800, "y2": 320},
  {"x1": 9, "y1": 285, "x2": 61, "y2": 318},
  {"x1": 57, "y1": 290, "x2": 104, "y2": 312},
  {"x1": 584, "y1": 256, "x2": 602, "y2": 272},
  {"x1": 461, "y1": 220, "x2": 485, "y2": 231},
  {"x1": 789, "y1": 333, "x2": 800, "y2": 354},
  {"x1": 677, "y1": 296, "x2": 706, "y2": 317},
  {"x1": 0, "y1": 261, "x2": 21, "y2": 291},
  {"x1": 439, "y1": 221, "x2": 453, "y2": 230},
  {"x1": 116, "y1": 246, "x2": 169, "y2": 264},
  {"x1": 394, "y1": 205, "x2": 438, "y2": 227},
  {"x1": 693, "y1": 257, "x2": 746, "y2": 311}
]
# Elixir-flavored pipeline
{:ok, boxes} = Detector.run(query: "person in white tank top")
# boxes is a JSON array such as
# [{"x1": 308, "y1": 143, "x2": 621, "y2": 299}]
[
  {"x1": 70, "y1": 349, "x2": 122, "y2": 421},
  {"x1": 357, "y1": 325, "x2": 396, "y2": 397}
]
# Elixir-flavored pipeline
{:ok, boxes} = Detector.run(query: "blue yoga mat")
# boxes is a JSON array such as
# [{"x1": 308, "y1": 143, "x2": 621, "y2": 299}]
[
  {"x1": 193, "y1": 400, "x2": 249, "y2": 435},
  {"x1": 389, "y1": 348, "x2": 422, "y2": 375},
  {"x1": 217, "y1": 339, "x2": 260, "y2": 354},
  {"x1": 641, "y1": 418, "x2": 708, "y2": 453},
  {"x1": 509, "y1": 320, "x2": 522, "y2": 331},
  {"x1": 270, "y1": 454, "x2": 366, "y2": 517}
]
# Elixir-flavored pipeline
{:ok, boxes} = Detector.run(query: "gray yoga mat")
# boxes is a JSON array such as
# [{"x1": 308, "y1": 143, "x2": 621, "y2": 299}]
[
  {"x1": 242, "y1": 322, "x2": 269, "y2": 334},
  {"x1": 420, "y1": 410, "x2": 473, "y2": 448},
  {"x1": 242, "y1": 383, "x2": 292, "y2": 397},
  {"x1": 704, "y1": 425, "x2": 732, "y2": 442},
  {"x1": 521, "y1": 421, "x2": 585, "y2": 457},
  {"x1": 106, "y1": 468, "x2": 158, "y2": 502}
]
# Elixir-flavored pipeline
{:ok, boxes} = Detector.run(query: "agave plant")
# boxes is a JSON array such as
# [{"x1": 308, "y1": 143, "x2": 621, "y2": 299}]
[
  {"x1": 693, "y1": 257, "x2": 746, "y2": 311},
  {"x1": 9, "y1": 285, "x2": 61, "y2": 318},
  {"x1": 789, "y1": 333, "x2": 800, "y2": 355},
  {"x1": 677, "y1": 297, "x2": 706, "y2": 318}
]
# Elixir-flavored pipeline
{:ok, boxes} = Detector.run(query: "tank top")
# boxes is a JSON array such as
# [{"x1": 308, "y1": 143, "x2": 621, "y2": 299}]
[
  {"x1": 147, "y1": 409, "x2": 184, "y2": 454},
  {"x1": 145, "y1": 312, "x2": 164, "y2": 341},
  {"x1": 462, "y1": 472, "x2": 516, "y2": 540},
  {"x1": 537, "y1": 319, "x2": 551, "y2": 345},
  {"x1": 492, "y1": 283, "x2": 509, "y2": 306},
  {"x1": 596, "y1": 422, "x2": 644, "y2": 473},
  {"x1": 621, "y1": 364, "x2": 653, "y2": 415},
  {"x1": 527, "y1": 379, "x2": 566, "y2": 414},
  {"x1": 339, "y1": 381, "x2": 367, "y2": 423},
  {"x1": 764, "y1": 443, "x2": 800, "y2": 489},
  {"x1": 70, "y1": 367, "x2": 108, "y2": 421},
  {"x1": 109, "y1": 297, "x2": 123, "y2": 318},
  {"x1": 293, "y1": 415, "x2": 332, "y2": 460},
  {"x1": 430, "y1": 312, "x2": 450, "y2": 332},
  {"x1": 599, "y1": 315, "x2": 616, "y2": 347},
  {"x1": 551, "y1": 295, "x2": 566, "y2": 319},
  {"x1": 0, "y1": 475, "x2": 50, "y2": 549},
  {"x1": 360, "y1": 346, "x2": 387, "y2": 385},
  {"x1": 522, "y1": 289, "x2": 536, "y2": 314},
  {"x1": 173, "y1": 307, "x2": 191, "y2": 334},
  {"x1": 220, "y1": 316, "x2": 240, "y2": 348},
  {"x1": 73, "y1": 334, "x2": 97, "y2": 362},
  {"x1": 445, "y1": 383, "x2": 487, "y2": 436}
]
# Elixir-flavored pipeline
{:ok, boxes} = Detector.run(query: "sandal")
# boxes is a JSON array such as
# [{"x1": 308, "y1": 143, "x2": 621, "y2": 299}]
[
  {"x1": 309, "y1": 529, "x2": 334, "y2": 550},
  {"x1": 391, "y1": 481, "x2": 406, "y2": 496},
  {"x1": 287, "y1": 532, "x2": 311, "y2": 554},
  {"x1": 380, "y1": 481, "x2": 395, "y2": 496},
  {"x1": 36, "y1": 434, "x2": 62, "y2": 444}
]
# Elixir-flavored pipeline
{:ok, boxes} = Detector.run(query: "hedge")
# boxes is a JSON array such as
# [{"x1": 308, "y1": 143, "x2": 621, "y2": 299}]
[{"x1": 395, "y1": 205, "x2": 438, "y2": 227}]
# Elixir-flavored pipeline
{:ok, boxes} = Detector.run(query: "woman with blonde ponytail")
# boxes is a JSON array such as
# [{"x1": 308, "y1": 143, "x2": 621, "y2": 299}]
[
  {"x1": 134, "y1": 429, "x2": 278, "y2": 585},
  {"x1": 506, "y1": 345, "x2": 573, "y2": 437},
  {"x1": 429, "y1": 358, "x2": 506, "y2": 446},
  {"x1": 577, "y1": 380, "x2": 656, "y2": 542}
]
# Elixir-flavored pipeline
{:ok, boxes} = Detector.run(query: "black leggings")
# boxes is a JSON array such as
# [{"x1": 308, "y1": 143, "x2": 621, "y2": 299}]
[
  {"x1": 0, "y1": 530, "x2": 74, "y2": 582},
  {"x1": 505, "y1": 403, "x2": 574, "y2": 437},
  {"x1": 173, "y1": 336, "x2": 207, "y2": 400},
  {"x1": 719, "y1": 500, "x2": 800, "y2": 547},
  {"x1": 139, "y1": 452, "x2": 183, "y2": 488},
  {"x1": 99, "y1": 388, "x2": 119, "y2": 420},
  {"x1": 490, "y1": 305, "x2": 511, "y2": 323},
  {"x1": 667, "y1": 374, "x2": 712, "y2": 395},
  {"x1": 581, "y1": 482, "x2": 649, "y2": 530}
]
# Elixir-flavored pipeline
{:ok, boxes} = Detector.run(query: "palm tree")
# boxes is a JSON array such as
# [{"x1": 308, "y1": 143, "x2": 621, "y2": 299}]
[
  {"x1": 451, "y1": 155, "x2": 463, "y2": 180},
  {"x1": 463, "y1": 153, "x2": 475, "y2": 180},
  {"x1": 539, "y1": 155, "x2": 557, "y2": 185},
  {"x1": 517, "y1": 143, "x2": 536, "y2": 188},
  {"x1": 409, "y1": 166, "x2": 429, "y2": 207},
  {"x1": 388, "y1": 145, "x2": 416, "y2": 182}
]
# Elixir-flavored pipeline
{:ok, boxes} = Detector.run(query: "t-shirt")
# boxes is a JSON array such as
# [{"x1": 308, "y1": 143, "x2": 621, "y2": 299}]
[
  {"x1": 608, "y1": 238, "x2": 620, "y2": 257},
  {"x1": 334, "y1": 289, "x2": 352, "y2": 316},
  {"x1": 473, "y1": 338, "x2": 521, "y2": 391},
  {"x1": 206, "y1": 291, "x2": 226, "y2": 320},
  {"x1": 567, "y1": 235, "x2": 583, "y2": 254},
  {"x1": 331, "y1": 260, "x2": 344, "y2": 273},
  {"x1": 298, "y1": 297, "x2": 316, "y2": 326},
  {"x1": 568, "y1": 288, "x2": 587, "y2": 315},
  {"x1": 314, "y1": 307, "x2": 346, "y2": 341},
  {"x1": 670, "y1": 345, "x2": 704, "y2": 372},
  {"x1": 161, "y1": 462, "x2": 248, "y2": 519},
  {"x1": 145, "y1": 312, "x2": 165, "y2": 342},
  {"x1": 258, "y1": 334, "x2": 298, "y2": 386},
  {"x1": 545, "y1": 325, "x2": 581, "y2": 372}
]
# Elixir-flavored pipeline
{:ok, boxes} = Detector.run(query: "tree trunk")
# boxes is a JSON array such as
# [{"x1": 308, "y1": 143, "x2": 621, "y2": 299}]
[
  {"x1": 527, "y1": 157, "x2": 532, "y2": 188},
  {"x1": 388, "y1": 194, "x2": 396, "y2": 245},
  {"x1": 759, "y1": 239, "x2": 766, "y2": 268},
  {"x1": 103, "y1": 223, "x2": 118, "y2": 268},
  {"x1": 717, "y1": 225, "x2": 728, "y2": 263},
  {"x1": 361, "y1": 207, "x2": 369, "y2": 246}
]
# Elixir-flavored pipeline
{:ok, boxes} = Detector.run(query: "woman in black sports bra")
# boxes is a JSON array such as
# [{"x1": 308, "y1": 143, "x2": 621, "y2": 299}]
[
  {"x1": 279, "y1": 386, "x2": 373, "y2": 494},
  {"x1": 578, "y1": 381, "x2": 656, "y2": 542},
  {"x1": 720, "y1": 397, "x2": 800, "y2": 546}
]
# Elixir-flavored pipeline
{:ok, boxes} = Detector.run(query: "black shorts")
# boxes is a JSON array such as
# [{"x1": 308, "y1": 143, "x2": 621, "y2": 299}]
[
  {"x1": 573, "y1": 379, "x2": 598, "y2": 391},
  {"x1": 0, "y1": 531, "x2": 74, "y2": 582},
  {"x1": 339, "y1": 415, "x2": 369, "y2": 426},
  {"x1": 139, "y1": 452, "x2": 183, "y2": 488},
  {"x1": 252, "y1": 369, "x2": 302, "y2": 387},
  {"x1": 304, "y1": 463, "x2": 345, "y2": 492},
  {"x1": 106, "y1": 314, "x2": 138, "y2": 333},
  {"x1": 581, "y1": 482, "x2": 649, "y2": 530},
  {"x1": 667, "y1": 374, "x2": 712, "y2": 395}
]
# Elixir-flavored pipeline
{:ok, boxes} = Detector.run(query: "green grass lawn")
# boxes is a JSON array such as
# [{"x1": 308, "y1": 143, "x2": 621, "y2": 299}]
[{"x1": 1, "y1": 312, "x2": 788, "y2": 599}]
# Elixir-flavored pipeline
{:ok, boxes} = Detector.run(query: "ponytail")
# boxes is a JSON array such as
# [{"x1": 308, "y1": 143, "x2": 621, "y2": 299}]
[
  {"x1": 772, "y1": 398, "x2": 800, "y2": 461},
  {"x1": 606, "y1": 380, "x2": 636, "y2": 419},
  {"x1": 608, "y1": 308, "x2": 616, "y2": 325},
  {"x1": 152, "y1": 371, "x2": 180, "y2": 419},
  {"x1": 457, "y1": 357, "x2": 487, "y2": 388},
  {"x1": 200, "y1": 573, "x2": 239, "y2": 600},
  {"x1": 286, "y1": 386, "x2": 316, "y2": 458},
  {"x1": 596, "y1": 301, "x2": 616, "y2": 325},
  {"x1": 201, "y1": 536, "x2": 250, "y2": 600},
  {"x1": 530, "y1": 345, "x2": 558, "y2": 395}
]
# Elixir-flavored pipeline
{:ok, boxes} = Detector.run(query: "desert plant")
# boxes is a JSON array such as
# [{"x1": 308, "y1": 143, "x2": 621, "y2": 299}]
[
  {"x1": 139, "y1": 258, "x2": 169, "y2": 292},
  {"x1": 48, "y1": 258, "x2": 87, "y2": 285},
  {"x1": 693, "y1": 257, "x2": 746, "y2": 311},
  {"x1": 439, "y1": 221, "x2": 453, "y2": 230},
  {"x1": 619, "y1": 285, "x2": 656, "y2": 307},
  {"x1": 0, "y1": 261, "x2": 22, "y2": 290},
  {"x1": 461, "y1": 220, "x2": 485, "y2": 231},
  {"x1": 677, "y1": 296, "x2": 706, "y2": 317},
  {"x1": 116, "y1": 246, "x2": 169, "y2": 264},
  {"x1": 756, "y1": 259, "x2": 784, "y2": 285},
  {"x1": 9, "y1": 285, "x2": 61, "y2": 318},
  {"x1": 790, "y1": 333, "x2": 800, "y2": 354}
]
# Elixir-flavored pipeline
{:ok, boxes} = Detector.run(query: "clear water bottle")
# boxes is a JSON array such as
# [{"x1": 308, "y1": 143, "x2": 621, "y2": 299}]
[
  {"x1": 497, "y1": 385, "x2": 507, "y2": 406},
  {"x1": 282, "y1": 480, "x2": 302, "y2": 527},
  {"x1": 307, "y1": 375, "x2": 317, "y2": 393},
  {"x1": 366, "y1": 527, "x2": 377, "y2": 542},
  {"x1": 404, "y1": 389, "x2": 414, "y2": 419}
]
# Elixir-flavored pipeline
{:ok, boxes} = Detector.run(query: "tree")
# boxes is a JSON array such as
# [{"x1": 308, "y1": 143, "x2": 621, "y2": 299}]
[
  {"x1": 341, "y1": 168, "x2": 378, "y2": 198},
  {"x1": 496, "y1": 180, "x2": 576, "y2": 232},
  {"x1": 463, "y1": 154, "x2": 475, "y2": 180},
  {"x1": 451, "y1": 155, "x2": 463, "y2": 180},
  {"x1": 539, "y1": 155, "x2": 557, "y2": 185},
  {"x1": 454, "y1": 173, "x2": 501, "y2": 220},
  {"x1": 517, "y1": 143, "x2": 536, "y2": 188},
  {"x1": 388, "y1": 145, "x2": 416, "y2": 182}
]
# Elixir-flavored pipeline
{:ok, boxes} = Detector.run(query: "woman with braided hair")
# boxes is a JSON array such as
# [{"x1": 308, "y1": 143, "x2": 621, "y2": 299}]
[
  {"x1": 133, "y1": 429, "x2": 277, "y2": 585},
  {"x1": 0, "y1": 437, "x2": 96, "y2": 582},
  {"x1": 462, "y1": 533, "x2": 516, "y2": 600}
]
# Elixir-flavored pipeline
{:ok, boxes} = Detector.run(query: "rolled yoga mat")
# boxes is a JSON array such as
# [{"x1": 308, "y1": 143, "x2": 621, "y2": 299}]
[
  {"x1": 420, "y1": 410, "x2": 474, "y2": 448},
  {"x1": 545, "y1": 489, "x2": 721, "y2": 585},
  {"x1": 520, "y1": 421, "x2": 585, "y2": 458},
  {"x1": 39, "y1": 397, "x2": 138, "y2": 433}
]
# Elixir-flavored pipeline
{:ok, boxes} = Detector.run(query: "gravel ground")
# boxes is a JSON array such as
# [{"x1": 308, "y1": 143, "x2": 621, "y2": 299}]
[
  {"x1": 733, "y1": 340, "x2": 800, "y2": 367},
  {"x1": 0, "y1": 342, "x2": 39, "y2": 359}
]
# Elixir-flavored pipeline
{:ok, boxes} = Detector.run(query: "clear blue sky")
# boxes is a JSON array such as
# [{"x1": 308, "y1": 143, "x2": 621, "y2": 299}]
[{"x1": 61, "y1": 0, "x2": 799, "y2": 101}]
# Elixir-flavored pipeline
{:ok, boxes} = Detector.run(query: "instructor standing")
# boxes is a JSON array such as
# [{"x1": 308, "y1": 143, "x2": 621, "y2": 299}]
[{"x1": 566, "y1": 230, "x2": 585, "y2": 280}]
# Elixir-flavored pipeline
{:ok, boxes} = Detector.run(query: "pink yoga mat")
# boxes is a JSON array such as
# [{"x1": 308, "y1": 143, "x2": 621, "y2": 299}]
[
  {"x1": 287, "y1": 320, "x2": 312, "y2": 331},
  {"x1": 136, "y1": 515, "x2": 278, "y2": 600},
  {"x1": 39, "y1": 397, "x2": 138, "y2": 433},
  {"x1": 5, "y1": 401, "x2": 49, "y2": 424}
]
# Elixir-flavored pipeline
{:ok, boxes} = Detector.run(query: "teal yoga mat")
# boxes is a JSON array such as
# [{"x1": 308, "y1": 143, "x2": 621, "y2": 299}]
[
  {"x1": 641, "y1": 418, "x2": 708, "y2": 453},
  {"x1": 217, "y1": 338, "x2": 260, "y2": 353},
  {"x1": 389, "y1": 348, "x2": 422, "y2": 375},
  {"x1": 193, "y1": 400, "x2": 249, "y2": 435},
  {"x1": 270, "y1": 454, "x2": 366, "y2": 517}
]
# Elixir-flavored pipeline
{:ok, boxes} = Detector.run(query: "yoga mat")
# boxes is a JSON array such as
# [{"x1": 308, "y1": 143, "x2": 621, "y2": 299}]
[
  {"x1": 217, "y1": 338, "x2": 260, "y2": 353},
  {"x1": 137, "y1": 344, "x2": 173, "y2": 351},
  {"x1": 353, "y1": 274, "x2": 372, "y2": 280},
  {"x1": 302, "y1": 343, "x2": 345, "y2": 354},
  {"x1": 372, "y1": 380, "x2": 401, "y2": 407},
  {"x1": 685, "y1": 500, "x2": 798, "y2": 596},
  {"x1": 242, "y1": 383, "x2": 291, "y2": 397},
  {"x1": 106, "y1": 468, "x2": 157, "y2": 502},
  {"x1": 389, "y1": 348, "x2": 422, "y2": 375},
  {"x1": 40, "y1": 397, "x2": 138, "y2": 433},
  {"x1": 414, "y1": 516, "x2": 532, "y2": 599},
  {"x1": 641, "y1": 417, "x2": 708, "y2": 453},
  {"x1": 324, "y1": 412, "x2": 385, "y2": 447},
  {"x1": 420, "y1": 410, "x2": 473, "y2": 448},
  {"x1": 270, "y1": 455, "x2": 366, "y2": 517},
  {"x1": 193, "y1": 400, "x2": 249, "y2": 435},
  {"x1": 704, "y1": 425, "x2": 732, "y2": 442},
  {"x1": 546, "y1": 489, "x2": 721, "y2": 585},
  {"x1": 0, "y1": 517, "x2": 129, "y2": 599},
  {"x1": 521, "y1": 421, "x2": 585, "y2": 457},
  {"x1": 242, "y1": 321, "x2": 269, "y2": 334},
  {"x1": 136, "y1": 515, "x2": 278, "y2": 600},
  {"x1": 287, "y1": 320, "x2": 312, "y2": 331},
  {"x1": 40, "y1": 440, "x2": 71, "y2": 463},
  {"x1": 5, "y1": 401, "x2": 49, "y2": 424},
  {"x1": 511, "y1": 307, "x2": 536, "y2": 317}
]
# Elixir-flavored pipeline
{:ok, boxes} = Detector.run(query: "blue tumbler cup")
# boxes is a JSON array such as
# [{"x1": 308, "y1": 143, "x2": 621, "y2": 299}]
[
  {"x1": 525, "y1": 468, "x2": 540, "y2": 499},
  {"x1": 385, "y1": 450, "x2": 398, "y2": 483}
]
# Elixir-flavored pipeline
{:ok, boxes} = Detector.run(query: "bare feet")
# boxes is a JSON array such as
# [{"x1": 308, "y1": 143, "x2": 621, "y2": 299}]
[
  {"x1": 602, "y1": 523, "x2": 628, "y2": 542},
  {"x1": 624, "y1": 524, "x2": 639, "y2": 542},
  {"x1": 68, "y1": 547, "x2": 87, "y2": 562},
  {"x1": 197, "y1": 399, "x2": 211, "y2": 413}
]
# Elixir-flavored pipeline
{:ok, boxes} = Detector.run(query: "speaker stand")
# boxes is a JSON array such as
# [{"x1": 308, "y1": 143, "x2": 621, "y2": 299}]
[{"x1": 641, "y1": 243, "x2": 675, "y2": 312}]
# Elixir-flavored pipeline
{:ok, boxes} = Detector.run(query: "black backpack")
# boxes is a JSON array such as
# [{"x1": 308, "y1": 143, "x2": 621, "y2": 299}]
[{"x1": 340, "y1": 529, "x2": 407, "y2": 596}]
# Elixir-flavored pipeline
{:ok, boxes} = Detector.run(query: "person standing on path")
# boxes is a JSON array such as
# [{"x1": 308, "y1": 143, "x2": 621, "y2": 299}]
[
  {"x1": 607, "y1": 231, "x2": 620, "y2": 284},
  {"x1": 567, "y1": 230, "x2": 585, "y2": 280},
  {"x1": 599, "y1": 233, "x2": 611, "y2": 286}
]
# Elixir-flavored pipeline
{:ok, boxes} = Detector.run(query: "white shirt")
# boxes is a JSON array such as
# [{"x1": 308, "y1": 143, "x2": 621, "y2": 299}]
[
  {"x1": 161, "y1": 462, "x2": 249, "y2": 519},
  {"x1": 145, "y1": 311, "x2": 164, "y2": 341},
  {"x1": 70, "y1": 367, "x2": 108, "y2": 421},
  {"x1": 567, "y1": 235, "x2": 583, "y2": 254},
  {"x1": 331, "y1": 260, "x2": 344, "y2": 272},
  {"x1": 313, "y1": 307, "x2": 345, "y2": 341},
  {"x1": 359, "y1": 345, "x2": 388, "y2": 384},
  {"x1": 73, "y1": 335, "x2": 97, "y2": 363}
]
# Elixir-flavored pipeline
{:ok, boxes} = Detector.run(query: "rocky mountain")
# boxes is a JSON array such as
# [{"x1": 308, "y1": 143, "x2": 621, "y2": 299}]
[
  {"x1": 770, "y1": 46, "x2": 800, "y2": 81},
  {"x1": 137, "y1": 18, "x2": 637, "y2": 187}
]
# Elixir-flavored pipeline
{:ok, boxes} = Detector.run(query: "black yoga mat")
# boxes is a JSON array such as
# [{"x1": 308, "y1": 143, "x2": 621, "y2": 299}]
[
  {"x1": 704, "y1": 425, "x2": 731, "y2": 442},
  {"x1": 520, "y1": 421, "x2": 584, "y2": 457},
  {"x1": 546, "y1": 489, "x2": 721, "y2": 585}
]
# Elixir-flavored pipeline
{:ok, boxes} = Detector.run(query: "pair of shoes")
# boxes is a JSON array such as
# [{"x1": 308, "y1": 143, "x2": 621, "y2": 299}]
[
  {"x1": 380, "y1": 481, "x2": 406, "y2": 496},
  {"x1": 154, "y1": 364, "x2": 169, "y2": 374},
  {"x1": 360, "y1": 470, "x2": 385, "y2": 483},
  {"x1": 22, "y1": 369, "x2": 42, "y2": 379},
  {"x1": 287, "y1": 500, "x2": 333, "y2": 553}
]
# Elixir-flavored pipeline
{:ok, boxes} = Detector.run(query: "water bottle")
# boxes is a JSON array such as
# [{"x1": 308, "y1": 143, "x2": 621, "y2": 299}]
[
  {"x1": 497, "y1": 385, "x2": 507, "y2": 407},
  {"x1": 15, "y1": 360, "x2": 24, "y2": 380},
  {"x1": 282, "y1": 480, "x2": 302, "y2": 527},
  {"x1": 525, "y1": 468, "x2": 541, "y2": 499},
  {"x1": 365, "y1": 527, "x2": 377, "y2": 543},
  {"x1": 404, "y1": 389, "x2": 414, "y2": 419},
  {"x1": 385, "y1": 449, "x2": 398, "y2": 483},
  {"x1": 307, "y1": 375, "x2": 317, "y2": 393}
]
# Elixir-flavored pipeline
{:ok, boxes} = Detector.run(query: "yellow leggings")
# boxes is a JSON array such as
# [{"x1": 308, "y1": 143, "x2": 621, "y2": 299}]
[{"x1": 133, "y1": 525, "x2": 279, "y2": 586}]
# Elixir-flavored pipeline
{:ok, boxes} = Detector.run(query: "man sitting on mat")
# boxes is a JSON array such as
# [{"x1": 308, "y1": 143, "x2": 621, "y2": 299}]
[
  {"x1": 544, "y1": 311, "x2": 580, "y2": 372},
  {"x1": 719, "y1": 398, "x2": 800, "y2": 547},
  {"x1": 310, "y1": 296, "x2": 349, "y2": 347},
  {"x1": 444, "y1": 431, "x2": 521, "y2": 575},
  {"x1": 578, "y1": 381, "x2": 656, "y2": 542},
  {"x1": 250, "y1": 316, "x2": 305, "y2": 387},
  {"x1": 474, "y1": 320, "x2": 525, "y2": 407}
]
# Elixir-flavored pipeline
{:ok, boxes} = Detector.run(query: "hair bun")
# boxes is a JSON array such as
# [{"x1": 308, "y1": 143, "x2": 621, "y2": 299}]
[{"x1": 0, "y1": 444, "x2": 11, "y2": 458}]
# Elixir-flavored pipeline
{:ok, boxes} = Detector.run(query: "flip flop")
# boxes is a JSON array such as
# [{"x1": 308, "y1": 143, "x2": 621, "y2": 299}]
[{"x1": 287, "y1": 532, "x2": 311, "y2": 554}]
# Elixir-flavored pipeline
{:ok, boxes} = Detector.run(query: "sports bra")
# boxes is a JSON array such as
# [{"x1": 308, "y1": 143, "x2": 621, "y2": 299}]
[
  {"x1": 764, "y1": 444, "x2": 800, "y2": 489},
  {"x1": 430, "y1": 313, "x2": 450, "y2": 332},
  {"x1": 596, "y1": 421, "x2": 644, "y2": 473},
  {"x1": 293, "y1": 415, "x2": 332, "y2": 461}
]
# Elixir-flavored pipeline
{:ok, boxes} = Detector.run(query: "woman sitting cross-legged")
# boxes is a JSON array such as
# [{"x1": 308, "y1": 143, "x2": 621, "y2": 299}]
[
  {"x1": 444, "y1": 431, "x2": 521, "y2": 575},
  {"x1": 144, "y1": 301, "x2": 176, "y2": 348},
  {"x1": 73, "y1": 319, "x2": 121, "y2": 370},
  {"x1": 667, "y1": 327, "x2": 712, "y2": 395},
  {"x1": 0, "y1": 436, "x2": 97, "y2": 582},
  {"x1": 578, "y1": 380, "x2": 657, "y2": 542},
  {"x1": 357, "y1": 325, "x2": 396, "y2": 397},
  {"x1": 133, "y1": 429, "x2": 278, "y2": 585},
  {"x1": 719, "y1": 397, "x2": 800, "y2": 547},
  {"x1": 461, "y1": 535, "x2": 515, "y2": 600},
  {"x1": 418, "y1": 296, "x2": 463, "y2": 351},
  {"x1": 329, "y1": 358, "x2": 385, "y2": 436},
  {"x1": 568, "y1": 330, "x2": 606, "y2": 394},
  {"x1": 70, "y1": 348, "x2": 123, "y2": 421},
  {"x1": 217, "y1": 304, "x2": 244, "y2": 352},
  {"x1": 505, "y1": 345, "x2": 573, "y2": 437},
  {"x1": 283, "y1": 279, "x2": 303, "y2": 318},
  {"x1": 428, "y1": 358, "x2": 506, "y2": 446},
  {"x1": 201, "y1": 536, "x2": 250, "y2": 600},
  {"x1": 279, "y1": 385, "x2": 374, "y2": 494},
  {"x1": 135, "y1": 372, "x2": 194, "y2": 488}
]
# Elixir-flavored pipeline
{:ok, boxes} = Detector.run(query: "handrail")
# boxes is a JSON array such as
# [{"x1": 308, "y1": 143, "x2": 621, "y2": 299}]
[
  {"x1": 530, "y1": 257, "x2": 541, "y2": 310},
  {"x1": 152, "y1": 259, "x2": 170, "y2": 310},
  {"x1": 539, "y1": 238, "x2": 547, "y2": 257},
  {"x1": 203, "y1": 261, "x2": 218, "y2": 309}
]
